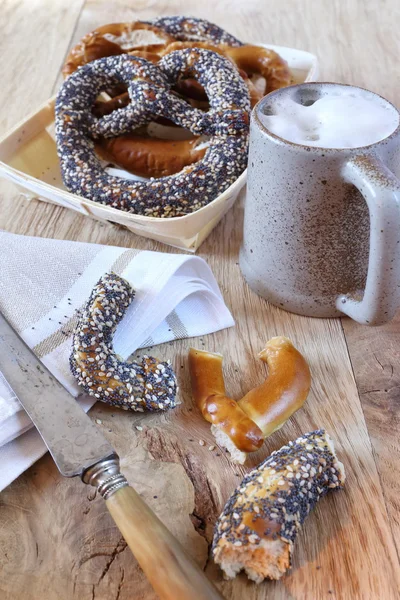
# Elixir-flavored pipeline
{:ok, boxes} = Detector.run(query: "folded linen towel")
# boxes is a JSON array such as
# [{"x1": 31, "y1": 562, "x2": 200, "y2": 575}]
[{"x1": 0, "y1": 231, "x2": 234, "y2": 490}]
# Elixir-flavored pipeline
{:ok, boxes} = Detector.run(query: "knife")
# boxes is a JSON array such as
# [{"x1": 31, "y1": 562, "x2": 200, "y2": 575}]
[{"x1": 0, "y1": 312, "x2": 224, "y2": 600}]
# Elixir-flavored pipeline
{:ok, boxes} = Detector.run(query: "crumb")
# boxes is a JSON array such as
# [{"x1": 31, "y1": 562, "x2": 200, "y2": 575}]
[
  {"x1": 199, "y1": 439, "x2": 205, "y2": 446},
  {"x1": 95, "y1": 419, "x2": 102, "y2": 425},
  {"x1": 136, "y1": 426, "x2": 143, "y2": 431},
  {"x1": 208, "y1": 445, "x2": 216, "y2": 451}
]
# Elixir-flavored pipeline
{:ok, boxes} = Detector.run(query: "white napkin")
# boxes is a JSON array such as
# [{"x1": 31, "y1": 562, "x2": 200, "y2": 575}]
[{"x1": 0, "y1": 231, "x2": 234, "y2": 490}]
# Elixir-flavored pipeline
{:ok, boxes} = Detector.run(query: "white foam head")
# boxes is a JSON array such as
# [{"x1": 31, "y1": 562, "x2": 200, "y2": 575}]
[{"x1": 259, "y1": 86, "x2": 399, "y2": 149}]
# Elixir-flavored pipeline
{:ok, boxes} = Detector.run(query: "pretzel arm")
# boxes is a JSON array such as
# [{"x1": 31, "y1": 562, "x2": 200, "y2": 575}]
[
  {"x1": 238, "y1": 337, "x2": 311, "y2": 437},
  {"x1": 188, "y1": 349, "x2": 264, "y2": 453},
  {"x1": 225, "y1": 45, "x2": 292, "y2": 93}
]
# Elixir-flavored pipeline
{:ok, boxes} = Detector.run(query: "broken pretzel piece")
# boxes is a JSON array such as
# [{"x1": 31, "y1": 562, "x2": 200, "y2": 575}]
[{"x1": 188, "y1": 336, "x2": 311, "y2": 463}]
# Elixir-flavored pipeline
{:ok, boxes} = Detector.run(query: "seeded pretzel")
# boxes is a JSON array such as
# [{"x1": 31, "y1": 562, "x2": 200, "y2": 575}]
[
  {"x1": 213, "y1": 430, "x2": 345, "y2": 581},
  {"x1": 61, "y1": 20, "x2": 289, "y2": 179},
  {"x1": 62, "y1": 17, "x2": 242, "y2": 78},
  {"x1": 55, "y1": 50, "x2": 250, "y2": 217},
  {"x1": 70, "y1": 273, "x2": 178, "y2": 411},
  {"x1": 189, "y1": 337, "x2": 311, "y2": 463}
]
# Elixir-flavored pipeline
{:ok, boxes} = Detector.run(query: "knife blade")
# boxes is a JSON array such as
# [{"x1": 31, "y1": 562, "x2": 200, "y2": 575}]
[
  {"x1": 0, "y1": 312, "x2": 224, "y2": 600},
  {"x1": 0, "y1": 312, "x2": 114, "y2": 476}
]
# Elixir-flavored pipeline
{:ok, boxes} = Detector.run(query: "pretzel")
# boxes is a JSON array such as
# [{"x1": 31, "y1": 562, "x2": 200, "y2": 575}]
[
  {"x1": 213, "y1": 430, "x2": 345, "y2": 582},
  {"x1": 188, "y1": 337, "x2": 311, "y2": 463},
  {"x1": 62, "y1": 22, "x2": 288, "y2": 179},
  {"x1": 55, "y1": 50, "x2": 250, "y2": 217},
  {"x1": 62, "y1": 22, "x2": 175, "y2": 77},
  {"x1": 70, "y1": 273, "x2": 178, "y2": 411}
]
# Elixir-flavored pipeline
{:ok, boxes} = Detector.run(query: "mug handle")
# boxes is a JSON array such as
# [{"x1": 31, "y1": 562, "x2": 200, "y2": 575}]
[{"x1": 337, "y1": 154, "x2": 400, "y2": 325}]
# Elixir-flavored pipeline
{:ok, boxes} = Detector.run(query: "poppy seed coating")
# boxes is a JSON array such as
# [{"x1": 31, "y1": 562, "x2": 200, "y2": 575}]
[
  {"x1": 69, "y1": 273, "x2": 178, "y2": 412},
  {"x1": 55, "y1": 49, "x2": 250, "y2": 217},
  {"x1": 213, "y1": 430, "x2": 345, "y2": 581},
  {"x1": 146, "y1": 16, "x2": 243, "y2": 47}
]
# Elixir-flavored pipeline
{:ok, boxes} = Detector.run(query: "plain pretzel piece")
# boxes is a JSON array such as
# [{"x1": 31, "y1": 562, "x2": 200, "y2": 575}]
[
  {"x1": 238, "y1": 337, "x2": 311, "y2": 437},
  {"x1": 188, "y1": 337, "x2": 311, "y2": 463},
  {"x1": 188, "y1": 349, "x2": 264, "y2": 453}
]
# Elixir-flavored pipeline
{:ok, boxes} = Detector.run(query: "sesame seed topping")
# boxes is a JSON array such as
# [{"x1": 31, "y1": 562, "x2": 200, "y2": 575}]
[
  {"x1": 56, "y1": 49, "x2": 249, "y2": 218},
  {"x1": 69, "y1": 274, "x2": 178, "y2": 413},
  {"x1": 212, "y1": 430, "x2": 345, "y2": 568}
]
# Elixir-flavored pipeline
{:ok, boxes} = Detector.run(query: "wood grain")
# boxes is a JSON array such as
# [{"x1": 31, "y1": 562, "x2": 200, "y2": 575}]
[
  {"x1": 342, "y1": 313, "x2": 400, "y2": 556},
  {"x1": 0, "y1": 1, "x2": 399, "y2": 599}
]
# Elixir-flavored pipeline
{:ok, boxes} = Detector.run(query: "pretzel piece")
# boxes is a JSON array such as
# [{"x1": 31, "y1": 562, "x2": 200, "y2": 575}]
[
  {"x1": 188, "y1": 337, "x2": 311, "y2": 463},
  {"x1": 189, "y1": 349, "x2": 264, "y2": 453},
  {"x1": 70, "y1": 273, "x2": 178, "y2": 411},
  {"x1": 212, "y1": 430, "x2": 345, "y2": 581},
  {"x1": 238, "y1": 337, "x2": 311, "y2": 437}
]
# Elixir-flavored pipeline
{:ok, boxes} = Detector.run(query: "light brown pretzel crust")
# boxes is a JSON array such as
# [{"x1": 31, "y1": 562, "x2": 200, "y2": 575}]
[{"x1": 189, "y1": 337, "x2": 311, "y2": 462}]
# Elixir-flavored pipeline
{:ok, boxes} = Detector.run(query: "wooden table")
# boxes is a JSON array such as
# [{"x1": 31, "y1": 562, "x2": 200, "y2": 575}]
[{"x1": 0, "y1": 1, "x2": 399, "y2": 598}]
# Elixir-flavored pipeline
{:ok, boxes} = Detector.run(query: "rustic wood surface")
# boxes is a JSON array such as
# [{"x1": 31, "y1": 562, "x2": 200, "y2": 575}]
[{"x1": 0, "y1": 1, "x2": 399, "y2": 599}]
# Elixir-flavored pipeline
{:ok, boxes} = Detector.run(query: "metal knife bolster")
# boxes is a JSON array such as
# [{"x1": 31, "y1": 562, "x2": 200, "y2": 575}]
[{"x1": 82, "y1": 455, "x2": 129, "y2": 499}]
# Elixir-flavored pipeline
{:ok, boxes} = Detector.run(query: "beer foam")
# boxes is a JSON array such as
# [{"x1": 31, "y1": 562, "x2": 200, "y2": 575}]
[{"x1": 260, "y1": 89, "x2": 399, "y2": 148}]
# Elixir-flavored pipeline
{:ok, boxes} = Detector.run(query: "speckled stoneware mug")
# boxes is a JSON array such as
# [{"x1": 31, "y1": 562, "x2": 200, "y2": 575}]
[{"x1": 240, "y1": 82, "x2": 400, "y2": 325}]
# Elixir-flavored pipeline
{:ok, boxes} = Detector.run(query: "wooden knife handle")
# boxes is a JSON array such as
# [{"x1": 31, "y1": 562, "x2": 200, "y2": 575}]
[{"x1": 106, "y1": 485, "x2": 224, "y2": 600}]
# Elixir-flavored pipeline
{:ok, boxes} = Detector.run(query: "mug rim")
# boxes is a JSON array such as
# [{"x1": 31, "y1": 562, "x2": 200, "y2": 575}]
[{"x1": 253, "y1": 81, "x2": 400, "y2": 152}]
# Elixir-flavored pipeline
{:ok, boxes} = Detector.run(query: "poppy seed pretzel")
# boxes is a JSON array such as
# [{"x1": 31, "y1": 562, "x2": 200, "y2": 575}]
[
  {"x1": 70, "y1": 273, "x2": 178, "y2": 411},
  {"x1": 55, "y1": 49, "x2": 250, "y2": 217},
  {"x1": 212, "y1": 430, "x2": 345, "y2": 582}
]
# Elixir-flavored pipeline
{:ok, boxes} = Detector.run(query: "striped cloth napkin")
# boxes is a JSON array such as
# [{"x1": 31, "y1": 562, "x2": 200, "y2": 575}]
[{"x1": 0, "y1": 231, "x2": 234, "y2": 490}]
